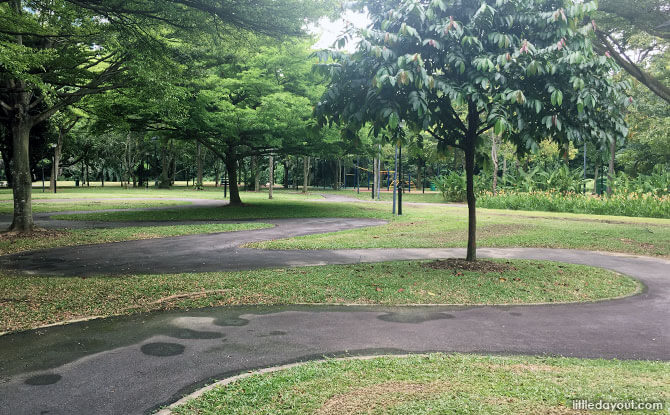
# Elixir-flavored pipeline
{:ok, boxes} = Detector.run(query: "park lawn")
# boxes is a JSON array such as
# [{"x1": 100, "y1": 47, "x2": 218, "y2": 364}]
[
  {"x1": 0, "y1": 260, "x2": 639, "y2": 333},
  {"x1": 171, "y1": 353, "x2": 669, "y2": 415},
  {"x1": 0, "y1": 199, "x2": 192, "y2": 214},
  {"x1": 246, "y1": 203, "x2": 670, "y2": 257},
  {"x1": 53, "y1": 199, "x2": 670, "y2": 257},
  {"x1": 0, "y1": 186, "x2": 323, "y2": 201},
  {"x1": 0, "y1": 223, "x2": 272, "y2": 256}
]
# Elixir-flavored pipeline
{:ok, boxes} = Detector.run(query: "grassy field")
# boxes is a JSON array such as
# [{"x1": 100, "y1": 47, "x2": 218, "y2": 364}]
[
  {"x1": 0, "y1": 223, "x2": 272, "y2": 256},
  {"x1": 0, "y1": 186, "x2": 322, "y2": 201},
  {"x1": 0, "y1": 259, "x2": 637, "y2": 333},
  {"x1": 48, "y1": 193, "x2": 670, "y2": 257},
  {"x1": 172, "y1": 353, "x2": 669, "y2": 415},
  {"x1": 0, "y1": 199, "x2": 192, "y2": 214}
]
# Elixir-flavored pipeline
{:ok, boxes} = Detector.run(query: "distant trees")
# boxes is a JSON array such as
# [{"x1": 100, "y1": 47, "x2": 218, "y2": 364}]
[{"x1": 0, "y1": 0, "x2": 331, "y2": 232}]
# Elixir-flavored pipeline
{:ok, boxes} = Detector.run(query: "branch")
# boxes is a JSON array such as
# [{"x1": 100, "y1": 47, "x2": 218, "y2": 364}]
[
  {"x1": 477, "y1": 122, "x2": 495, "y2": 136},
  {"x1": 0, "y1": 99, "x2": 11, "y2": 112},
  {"x1": 595, "y1": 30, "x2": 670, "y2": 104}
]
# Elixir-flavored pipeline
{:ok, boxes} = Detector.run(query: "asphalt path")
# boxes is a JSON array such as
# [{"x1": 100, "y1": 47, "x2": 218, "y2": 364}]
[{"x1": 0, "y1": 197, "x2": 668, "y2": 414}]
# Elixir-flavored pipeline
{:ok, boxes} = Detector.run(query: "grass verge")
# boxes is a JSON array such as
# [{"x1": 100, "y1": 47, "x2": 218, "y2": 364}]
[
  {"x1": 0, "y1": 199, "x2": 192, "y2": 214},
  {"x1": 0, "y1": 259, "x2": 638, "y2": 333},
  {"x1": 171, "y1": 353, "x2": 669, "y2": 415},
  {"x1": 0, "y1": 223, "x2": 272, "y2": 256}
]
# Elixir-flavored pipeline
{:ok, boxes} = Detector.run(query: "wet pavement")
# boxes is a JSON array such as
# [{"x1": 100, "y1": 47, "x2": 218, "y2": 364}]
[
  {"x1": 0, "y1": 199, "x2": 668, "y2": 414},
  {"x1": 0, "y1": 249, "x2": 668, "y2": 415}
]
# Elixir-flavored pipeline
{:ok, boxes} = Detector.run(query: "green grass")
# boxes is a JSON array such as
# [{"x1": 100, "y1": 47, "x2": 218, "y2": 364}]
[
  {"x1": 0, "y1": 223, "x2": 272, "y2": 256},
  {"x1": 172, "y1": 353, "x2": 669, "y2": 415},
  {"x1": 51, "y1": 196, "x2": 670, "y2": 257},
  {"x1": 0, "y1": 199, "x2": 192, "y2": 214},
  {"x1": 0, "y1": 260, "x2": 638, "y2": 333},
  {"x1": 0, "y1": 186, "x2": 322, "y2": 200}
]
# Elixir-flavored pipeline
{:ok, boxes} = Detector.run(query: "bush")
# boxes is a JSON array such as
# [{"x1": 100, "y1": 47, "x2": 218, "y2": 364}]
[
  {"x1": 434, "y1": 172, "x2": 466, "y2": 202},
  {"x1": 478, "y1": 190, "x2": 670, "y2": 219}
]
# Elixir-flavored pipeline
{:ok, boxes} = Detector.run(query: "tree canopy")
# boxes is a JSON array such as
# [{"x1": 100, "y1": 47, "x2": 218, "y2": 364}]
[{"x1": 315, "y1": 0, "x2": 630, "y2": 260}]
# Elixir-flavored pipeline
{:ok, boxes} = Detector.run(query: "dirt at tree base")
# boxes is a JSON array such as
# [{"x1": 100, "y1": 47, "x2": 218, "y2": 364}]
[
  {"x1": 0, "y1": 228, "x2": 69, "y2": 240},
  {"x1": 424, "y1": 258, "x2": 517, "y2": 273}
]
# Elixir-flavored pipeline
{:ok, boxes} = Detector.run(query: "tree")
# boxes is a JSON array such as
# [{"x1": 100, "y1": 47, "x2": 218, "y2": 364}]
[
  {"x1": 184, "y1": 42, "x2": 325, "y2": 205},
  {"x1": 316, "y1": 0, "x2": 629, "y2": 261},
  {"x1": 0, "y1": 0, "x2": 331, "y2": 232}
]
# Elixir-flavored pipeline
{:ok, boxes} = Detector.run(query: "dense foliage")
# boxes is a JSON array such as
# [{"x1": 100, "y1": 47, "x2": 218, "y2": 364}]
[{"x1": 315, "y1": 0, "x2": 630, "y2": 260}]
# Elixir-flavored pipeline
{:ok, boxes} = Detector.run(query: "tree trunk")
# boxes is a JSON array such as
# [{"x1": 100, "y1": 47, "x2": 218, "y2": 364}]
[
  {"x1": 293, "y1": 157, "x2": 298, "y2": 190},
  {"x1": 607, "y1": 139, "x2": 616, "y2": 196},
  {"x1": 268, "y1": 155, "x2": 274, "y2": 200},
  {"x1": 283, "y1": 159, "x2": 289, "y2": 189},
  {"x1": 253, "y1": 156, "x2": 260, "y2": 192},
  {"x1": 302, "y1": 156, "x2": 310, "y2": 194},
  {"x1": 196, "y1": 142, "x2": 203, "y2": 189},
  {"x1": 491, "y1": 132, "x2": 499, "y2": 195},
  {"x1": 593, "y1": 164, "x2": 599, "y2": 195},
  {"x1": 85, "y1": 162, "x2": 89, "y2": 187},
  {"x1": 9, "y1": 121, "x2": 34, "y2": 232},
  {"x1": 214, "y1": 160, "x2": 220, "y2": 188},
  {"x1": 465, "y1": 101, "x2": 478, "y2": 262},
  {"x1": 159, "y1": 141, "x2": 171, "y2": 188},
  {"x1": 465, "y1": 143, "x2": 477, "y2": 261},
  {"x1": 226, "y1": 159, "x2": 242, "y2": 205}
]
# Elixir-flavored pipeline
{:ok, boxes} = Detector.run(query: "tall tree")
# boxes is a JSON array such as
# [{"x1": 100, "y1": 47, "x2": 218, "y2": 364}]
[
  {"x1": 316, "y1": 0, "x2": 629, "y2": 261},
  {"x1": 0, "y1": 0, "x2": 331, "y2": 232}
]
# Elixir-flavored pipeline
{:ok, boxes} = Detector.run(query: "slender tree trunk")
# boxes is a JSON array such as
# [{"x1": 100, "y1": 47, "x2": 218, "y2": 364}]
[
  {"x1": 253, "y1": 156, "x2": 260, "y2": 192},
  {"x1": 491, "y1": 132, "x2": 499, "y2": 195},
  {"x1": 159, "y1": 142, "x2": 170, "y2": 188},
  {"x1": 214, "y1": 160, "x2": 220, "y2": 188},
  {"x1": 196, "y1": 142, "x2": 203, "y2": 189},
  {"x1": 302, "y1": 156, "x2": 310, "y2": 194},
  {"x1": 9, "y1": 120, "x2": 34, "y2": 232},
  {"x1": 465, "y1": 101, "x2": 478, "y2": 262},
  {"x1": 293, "y1": 157, "x2": 298, "y2": 190},
  {"x1": 283, "y1": 159, "x2": 289, "y2": 189},
  {"x1": 268, "y1": 155, "x2": 274, "y2": 199},
  {"x1": 593, "y1": 164, "x2": 599, "y2": 195},
  {"x1": 85, "y1": 162, "x2": 89, "y2": 187},
  {"x1": 226, "y1": 159, "x2": 242, "y2": 205},
  {"x1": 607, "y1": 139, "x2": 616, "y2": 196}
]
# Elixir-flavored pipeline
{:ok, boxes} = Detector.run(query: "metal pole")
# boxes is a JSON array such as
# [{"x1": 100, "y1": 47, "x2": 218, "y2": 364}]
[
  {"x1": 377, "y1": 145, "x2": 381, "y2": 200},
  {"x1": 398, "y1": 144, "x2": 402, "y2": 216},
  {"x1": 392, "y1": 145, "x2": 398, "y2": 215}
]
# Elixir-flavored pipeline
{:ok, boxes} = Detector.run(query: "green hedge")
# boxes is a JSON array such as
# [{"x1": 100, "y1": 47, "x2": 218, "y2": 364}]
[{"x1": 478, "y1": 191, "x2": 670, "y2": 219}]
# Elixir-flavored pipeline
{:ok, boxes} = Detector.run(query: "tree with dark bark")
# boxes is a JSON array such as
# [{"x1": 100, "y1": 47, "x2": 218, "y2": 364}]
[{"x1": 315, "y1": 0, "x2": 629, "y2": 261}]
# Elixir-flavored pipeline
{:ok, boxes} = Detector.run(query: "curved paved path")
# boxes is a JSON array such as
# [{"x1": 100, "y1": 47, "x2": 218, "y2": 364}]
[{"x1": 0, "y1": 201, "x2": 669, "y2": 414}]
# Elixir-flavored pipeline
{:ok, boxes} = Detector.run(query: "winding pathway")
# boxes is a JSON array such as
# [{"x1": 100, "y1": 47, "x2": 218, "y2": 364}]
[{"x1": 0, "y1": 198, "x2": 668, "y2": 414}]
